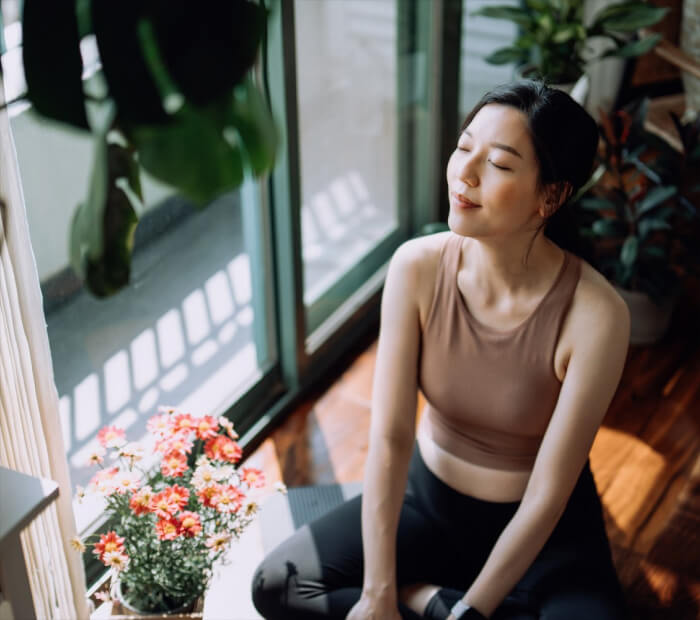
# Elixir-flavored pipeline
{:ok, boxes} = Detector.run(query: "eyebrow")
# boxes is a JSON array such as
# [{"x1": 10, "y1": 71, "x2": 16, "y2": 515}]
[{"x1": 462, "y1": 130, "x2": 523, "y2": 159}]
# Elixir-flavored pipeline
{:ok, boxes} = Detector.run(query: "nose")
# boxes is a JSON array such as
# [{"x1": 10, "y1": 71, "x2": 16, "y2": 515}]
[{"x1": 457, "y1": 152, "x2": 479, "y2": 188}]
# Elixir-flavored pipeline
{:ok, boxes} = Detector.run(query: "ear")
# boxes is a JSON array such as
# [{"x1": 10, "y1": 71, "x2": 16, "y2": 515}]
[{"x1": 538, "y1": 182, "x2": 573, "y2": 218}]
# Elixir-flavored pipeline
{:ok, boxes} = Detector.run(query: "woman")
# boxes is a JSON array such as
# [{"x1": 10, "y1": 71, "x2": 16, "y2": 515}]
[{"x1": 251, "y1": 80, "x2": 630, "y2": 619}]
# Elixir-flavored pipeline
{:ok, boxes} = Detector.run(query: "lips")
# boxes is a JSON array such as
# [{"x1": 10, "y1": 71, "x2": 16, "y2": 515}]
[{"x1": 451, "y1": 192, "x2": 481, "y2": 209}]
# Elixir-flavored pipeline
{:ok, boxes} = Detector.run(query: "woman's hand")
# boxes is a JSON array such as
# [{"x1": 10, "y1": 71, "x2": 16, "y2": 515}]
[{"x1": 346, "y1": 594, "x2": 402, "y2": 620}]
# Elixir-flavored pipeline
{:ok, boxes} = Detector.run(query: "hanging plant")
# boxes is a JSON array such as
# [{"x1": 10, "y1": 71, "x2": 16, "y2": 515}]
[{"x1": 20, "y1": 0, "x2": 277, "y2": 297}]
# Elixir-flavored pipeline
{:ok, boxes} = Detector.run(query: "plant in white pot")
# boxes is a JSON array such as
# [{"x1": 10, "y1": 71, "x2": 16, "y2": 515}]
[
  {"x1": 471, "y1": 0, "x2": 669, "y2": 103},
  {"x1": 573, "y1": 98, "x2": 700, "y2": 344}
]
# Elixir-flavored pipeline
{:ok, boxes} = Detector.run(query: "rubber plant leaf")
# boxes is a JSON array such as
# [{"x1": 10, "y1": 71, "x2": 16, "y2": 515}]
[
  {"x1": 149, "y1": 0, "x2": 265, "y2": 107},
  {"x1": 635, "y1": 185, "x2": 677, "y2": 217},
  {"x1": 638, "y1": 217, "x2": 672, "y2": 239},
  {"x1": 225, "y1": 77, "x2": 278, "y2": 175},
  {"x1": 579, "y1": 196, "x2": 618, "y2": 211},
  {"x1": 92, "y1": 0, "x2": 168, "y2": 124},
  {"x1": 603, "y1": 34, "x2": 662, "y2": 59},
  {"x1": 128, "y1": 103, "x2": 245, "y2": 206},
  {"x1": 592, "y1": 219, "x2": 625, "y2": 237},
  {"x1": 620, "y1": 235, "x2": 638, "y2": 267},
  {"x1": 70, "y1": 121, "x2": 141, "y2": 297},
  {"x1": 22, "y1": 0, "x2": 89, "y2": 129}
]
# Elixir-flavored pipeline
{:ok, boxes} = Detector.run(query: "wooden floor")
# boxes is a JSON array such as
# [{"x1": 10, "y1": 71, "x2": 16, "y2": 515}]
[{"x1": 244, "y1": 283, "x2": 700, "y2": 620}]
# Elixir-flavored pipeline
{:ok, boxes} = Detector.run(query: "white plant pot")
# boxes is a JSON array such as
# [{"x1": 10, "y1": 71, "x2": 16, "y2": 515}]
[{"x1": 614, "y1": 286, "x2": 677, "y2": 345}]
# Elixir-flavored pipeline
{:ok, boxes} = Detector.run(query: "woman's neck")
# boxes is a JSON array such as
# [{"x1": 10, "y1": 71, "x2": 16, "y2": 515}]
[{"x1": 461, "y1": 234, "x2": 563, "y2": 300}]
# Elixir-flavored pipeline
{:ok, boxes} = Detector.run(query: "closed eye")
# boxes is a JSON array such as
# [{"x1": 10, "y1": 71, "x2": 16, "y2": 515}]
[{"x1": 489, "y1": 161, "x2": 510, "y2": 171}]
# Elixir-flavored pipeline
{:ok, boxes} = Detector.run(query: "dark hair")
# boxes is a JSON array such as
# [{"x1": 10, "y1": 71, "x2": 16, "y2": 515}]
[{"x1": 460, "y1": 79, "x2": 599, "y2": 262}]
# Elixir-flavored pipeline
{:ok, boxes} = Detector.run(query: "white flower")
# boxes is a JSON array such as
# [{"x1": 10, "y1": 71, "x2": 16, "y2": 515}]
[
  {"x1": 274, "y1": 481, "x2": 288, "y2": 495},
  {"x1": 195, "y1": 454, "x2": 210, "y2": 468},
  {"x1": 192, "y1": 464, "x2": 217, "y2": 490},
  {"x1": 205, "y1": 532, "x2": 231, "y2": 552},
  {"x1": 214, "y1": 465, "x2": 234, "y2": 482},
  {"x1": 218, "y1": 416, "x2": 239, "y2": 439},
  {"x1": 103, "y1": 551, "x2": 129, "y2": 572}
]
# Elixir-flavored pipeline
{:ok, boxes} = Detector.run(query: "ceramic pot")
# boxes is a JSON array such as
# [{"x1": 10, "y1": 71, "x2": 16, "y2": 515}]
[
  {"x1": 614, "y1": 286, "x2": 677, "y2": 345},
  {"x1": 113, "y1": 580, "x2": 201, "y2": 618}
]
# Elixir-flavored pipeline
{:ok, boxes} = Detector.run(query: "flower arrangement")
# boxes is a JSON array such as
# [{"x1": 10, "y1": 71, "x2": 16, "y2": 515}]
[{"x1": 71, "y1": 406, "x2": 281, "y2": 614}]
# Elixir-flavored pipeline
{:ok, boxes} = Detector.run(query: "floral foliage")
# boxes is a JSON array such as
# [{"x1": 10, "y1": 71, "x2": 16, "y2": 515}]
[{"x1": 73, "y1": 406, "x2": 273, "y2": 613}]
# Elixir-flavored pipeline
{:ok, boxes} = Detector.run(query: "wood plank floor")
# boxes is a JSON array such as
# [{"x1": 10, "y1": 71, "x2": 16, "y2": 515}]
[{"x1": 244, "y1": 282, "x2": 700, "y2": 620}]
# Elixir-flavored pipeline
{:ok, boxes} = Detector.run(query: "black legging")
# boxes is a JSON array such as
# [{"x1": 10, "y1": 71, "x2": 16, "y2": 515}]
[{"x1": 251, "y1": 444, "x2": 627, "y2": 619}]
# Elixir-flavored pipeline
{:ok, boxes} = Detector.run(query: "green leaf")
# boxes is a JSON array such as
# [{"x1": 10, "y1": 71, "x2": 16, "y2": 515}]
[
  {"x1": 580, "y1": 196, "x2": 618, "y2": 211},
  {"x1": 638, "y1": 217, "x2": 672, "y2": 238},
  {"x1": 470, "y1": 6, "x2": 533, "y2": 27},
  {"x1": 484, "y1": 47, "x2": 527, "y2": 65},
  {"x1": 620, "y1": 235, "x2": 638, "y2": 266},
  {"x1": 603, "y1": 34, "x2": 662, "y2": 59},
  {"x1": 592, "y1": 219, "x2": 623, "y2": 237},
  {"x1": 129, "y1": 103, "x2": 244, "y2": 205},
  {"x1": 598, "y1": 6, "x2": 669, "y2": 32},
  {"x1": 552, "y1": 25, "x2": 579, "y2": 44},
  {"x1": 22, "y1": 0, "x2": 89, "y2": 129},
  {"x1": 225, "y1": 77, "x2": 277, "y2": 175},
  {"x1": 636, "y1": 185, "x2": 677, "y2": 216},
  {"x1": 640, "y1": 245, "x2": 667, "y2": 260}
]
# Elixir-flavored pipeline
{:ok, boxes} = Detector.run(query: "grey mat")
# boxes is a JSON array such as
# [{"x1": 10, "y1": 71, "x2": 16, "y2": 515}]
[{"x1": 259, "y1": 482, "x2": 362, "y2": 553}]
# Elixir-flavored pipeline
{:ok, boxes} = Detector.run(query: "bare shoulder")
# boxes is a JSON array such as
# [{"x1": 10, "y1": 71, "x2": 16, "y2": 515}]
[
  {"x1": 568, "y1": 257, "x2": 631, "y2": 344},
  {"x1": 390, "y1": 231, "x2": 452, "y2": 325}
]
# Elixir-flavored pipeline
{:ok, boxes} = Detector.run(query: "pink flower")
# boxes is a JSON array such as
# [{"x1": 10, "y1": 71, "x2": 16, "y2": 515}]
[
  {"x1": 96, "y1": 426, "x2": 126, "y2": 449},
  {"x1": 155, "y1": 433, "x2": 194, "y2": 455},
  {"x1": 161, "y1": 451, "x2": 188, "y2": 478},
  {"x1": 211, "y1": 485, "x2": 244, "y2": 514},
  {"x1": 177, "y1": 511, "x2": 202, "y2": 537},
  {"x1": 240, "y1": 467, "x2": 266, "y2": 489},
  {"x1": 167, "y1": 484, "x2": 190, "y2": 511},
  {"x1": 155, "y1": 518, "x2": 180, "y2": 541},
  {"x1": 194, "y1": 415, "x2": 219, "y2": 440},
  {"x1": 205, "y1": 532, "x2": 231, "y2": 551},
  {"x1": 173, "y1": 413, "x2": 196, "y2": 434},
  {"x1": 93, "y1": 531, "x2": 125, "y2": 561},
  {"x1": 218, "y1": 416, "x2": 239, "y2": 439},
  {"x1": 113, "y1": 471, "x2": 141, "y2": 495},
  {"x1": 102, "y1": 550, "x2": 129, "y2": 571},
  {"x1": 147, "y1": 414, "x2": 173, "y2": 437},
  {"x1": 87, "y1": 446, "x2": 106, "y2": 466},
  {"x1": 88, "y1": 466, "x2": 119, "y2": 495}
]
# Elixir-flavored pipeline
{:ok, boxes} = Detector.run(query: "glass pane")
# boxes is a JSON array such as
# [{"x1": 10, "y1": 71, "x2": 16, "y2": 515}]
[
  {"x1": 460, "y1": 0, "x2": 518, "y2": 119},
  {"x1": 295, "y1": 0, "x2": 399, "y2": 314},
  {"x1": 9, "y1": 108, "x2": 275, "y2": 531}
]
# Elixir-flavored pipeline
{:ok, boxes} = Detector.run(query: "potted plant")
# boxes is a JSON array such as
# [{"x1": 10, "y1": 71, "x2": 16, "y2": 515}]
[
  {"x1": 574, "y1": 99, "x2": 700, "y2": 344},
  {"x1": 471, "y1": 0, "x2": 668, "y2": 91},
  {"x1": 69, "y1": 406, "x2": 283, "y2": 616}
]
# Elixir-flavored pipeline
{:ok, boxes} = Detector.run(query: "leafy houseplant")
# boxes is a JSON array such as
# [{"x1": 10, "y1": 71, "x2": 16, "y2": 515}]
[
  {"x1": 472, "y1": 0, "x2": 669, "y2": 84},
  {"x1": 17, "y1": 0, "x2": 277, "y2": 298},
  {"x1": 574, "y1": 99, "x2": 700, "y2": 336},
  {"x1": 70, "y1": 407, "x2": 282, "y2": 614}
]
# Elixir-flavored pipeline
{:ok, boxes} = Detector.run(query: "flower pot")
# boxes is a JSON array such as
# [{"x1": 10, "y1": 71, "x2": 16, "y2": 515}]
[
  {"x1": 614, "y1": 286, "x2": 677, "y2": 345},
  {"x1": 109, "y1": 580, "x2": 203, "y2": 619}
]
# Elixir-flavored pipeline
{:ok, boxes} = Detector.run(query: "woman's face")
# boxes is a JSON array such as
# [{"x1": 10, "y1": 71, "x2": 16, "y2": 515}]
[{"x1": 446, "y1": 103, "x2": 547, "y2": 240}]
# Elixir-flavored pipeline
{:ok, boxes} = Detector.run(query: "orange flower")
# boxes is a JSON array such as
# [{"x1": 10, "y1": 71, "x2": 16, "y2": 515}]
[
  {"x1": 240, "y1": 467, "x2": 265, "y2": 489},
  {"x1": 150, "y1": 489, "x2": 180, "y2": 519},
  {"x1": 129, "y1": 486, "x2": 154, "y2": 515},
  {"x1": 161, "y1": 451, "x2": 188, "y2": 478},
  {"x1": 194, "y1": 415, "x2": 219, "y2": 440},
  {"x1": 177, "y1": 511, "x2": 202, "y2": 537},
  {"x1": 196, "y1": 484, "x2": 221, "y2": 509},
  {"x1": 96, "y1": 426, "x2": 126, "y2": 448},
  {"x1": 167, "y1": 484, "x2": 190, "y2": 510},
  {"x1": 211, "y1": 485, "x2": 244, "y2": 514},
  {"x1": 93, "y1": 531, "x2": 125, "y2": 560},
  {"x1": 155, "y1": 517, "x2": 180, "y2": 541},
  {"x1": 155, "y1": 433, "x2": 194, "y2": 455},
  {"x1": 204, "y1": 436, "x2": 242, "y2": 464}
]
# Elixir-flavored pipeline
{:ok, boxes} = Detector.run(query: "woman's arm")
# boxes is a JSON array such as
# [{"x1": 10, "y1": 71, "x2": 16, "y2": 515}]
[
  {"x1": 451, "y1": 283, "x2": 631, "y2": 619},
  {"x1": 346, "y1": 240, "x2": 424, "y2": 619}
]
